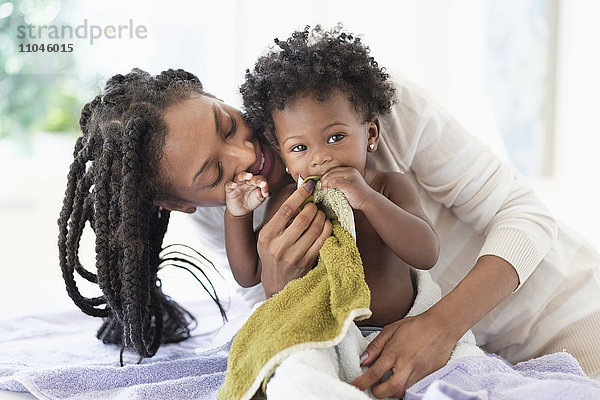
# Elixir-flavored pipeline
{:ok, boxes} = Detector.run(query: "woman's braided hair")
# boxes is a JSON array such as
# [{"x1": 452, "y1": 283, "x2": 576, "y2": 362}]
[
  {"x1": 240, "y1": 24, "x2": 396, "y2": 148},
  {"x1": 58, "y1": 68, "x2": 226, "y2": 360}
]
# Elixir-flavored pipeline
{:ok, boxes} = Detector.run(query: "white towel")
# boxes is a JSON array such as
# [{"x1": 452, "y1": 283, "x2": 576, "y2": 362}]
[{"x1": 264, "y1": 269, "x2": 482, "y2": 399}]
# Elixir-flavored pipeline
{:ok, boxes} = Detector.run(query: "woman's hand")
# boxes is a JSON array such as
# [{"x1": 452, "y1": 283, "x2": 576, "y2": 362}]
[
  {"x1": 352, "y1": 255, "x2": 519, "y2": 398},
  {"x1": 352, "y1": 310, "x2": 457, "y2": 399},
  {"x1": 257, "y1": 180, "x2": 333, "y2": 297},
  {"x1": 320, "y1": 167, "x2": 375, "y2": 210},
  {"x1": 225, "y1": 172, "x2": 269, "y2": 217}
]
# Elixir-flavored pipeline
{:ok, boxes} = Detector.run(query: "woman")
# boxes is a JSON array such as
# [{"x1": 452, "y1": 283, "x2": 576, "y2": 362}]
[
  {"x1": 59, "y1": 58, "x2": 600, "y2": 398},
  {"x1": 58, "y1": 68, "x2": 328, "y2": 359}
]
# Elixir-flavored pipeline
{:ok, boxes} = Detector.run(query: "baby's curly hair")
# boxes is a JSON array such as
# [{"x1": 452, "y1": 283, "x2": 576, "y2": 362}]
[{"x1": 241, "y1": 24, "x2": 396, "y2": 147}]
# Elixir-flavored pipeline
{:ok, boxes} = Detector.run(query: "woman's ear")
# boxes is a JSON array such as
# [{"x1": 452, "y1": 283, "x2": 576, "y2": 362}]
[
  {"x1": 154, "y1": 200, "x2": 196, "y2": 214},
  {"x1": 366, "y1": 118, "x2": 380, "y2": 152}
]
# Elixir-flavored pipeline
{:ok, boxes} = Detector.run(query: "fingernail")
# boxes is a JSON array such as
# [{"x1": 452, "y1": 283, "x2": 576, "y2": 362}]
[
  {"x1": 303, "y1": 179, "x2": 316, "y2": 192},
  {"x1": 359, "y1": 352, "x2": 368, "y2": 364}
]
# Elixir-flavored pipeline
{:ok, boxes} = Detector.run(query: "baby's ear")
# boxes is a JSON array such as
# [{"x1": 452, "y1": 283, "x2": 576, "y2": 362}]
[{"x1": 366, "y1": 118, "x2": 380, "y2": 151}]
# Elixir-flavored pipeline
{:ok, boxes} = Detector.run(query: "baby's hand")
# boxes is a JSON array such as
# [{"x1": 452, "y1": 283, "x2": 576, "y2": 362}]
[
  {"x1": 320, "y1": 167, "x2": 374, "y2": 210},
  {"x1": 225, "y1": 172, "x2": 269, "y2": 217}
]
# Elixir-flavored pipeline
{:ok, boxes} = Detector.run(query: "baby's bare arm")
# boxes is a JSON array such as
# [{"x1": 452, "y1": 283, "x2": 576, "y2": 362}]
[
  {"x1": 224, "y1": 172, "x2": 269, "y2": 287},
  {"x1": 361, "y1": 171, "x2": 439, "y2": 269},
  {"x1": 224, "y1": 210, "x2": 261, "y2": 287}
]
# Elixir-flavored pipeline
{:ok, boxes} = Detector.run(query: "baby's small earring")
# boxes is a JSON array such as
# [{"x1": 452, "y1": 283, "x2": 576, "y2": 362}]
[
  {"x1": 285, "y1": 166, "x2": 289, "y2": 174},
  {"x1": 368, "y1": 143, "x2": 375, "y2": 151}
]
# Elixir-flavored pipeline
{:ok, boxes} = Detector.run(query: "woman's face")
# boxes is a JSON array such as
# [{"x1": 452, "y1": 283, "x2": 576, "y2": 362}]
[{"x1": 159, "y1": 94, "x2": 285, "y2": 212}]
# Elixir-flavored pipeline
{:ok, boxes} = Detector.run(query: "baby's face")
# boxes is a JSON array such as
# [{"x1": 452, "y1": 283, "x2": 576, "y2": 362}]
[{"x1": 272, "y1": 89, "x2": 377, "y2": 182}]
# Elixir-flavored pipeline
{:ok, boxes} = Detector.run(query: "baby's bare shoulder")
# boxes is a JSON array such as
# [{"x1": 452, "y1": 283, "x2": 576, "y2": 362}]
[
  {"x1": 369, "y1": 169, "x2": 426, "y2": 217},
  {"x1": 370, "y1": 169, "x2": 416, "y2": 196}
]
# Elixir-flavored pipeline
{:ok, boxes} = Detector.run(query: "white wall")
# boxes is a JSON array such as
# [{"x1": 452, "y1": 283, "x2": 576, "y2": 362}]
[{"x1": 538, "y1": 0, "x2": 600, "y2": 249}]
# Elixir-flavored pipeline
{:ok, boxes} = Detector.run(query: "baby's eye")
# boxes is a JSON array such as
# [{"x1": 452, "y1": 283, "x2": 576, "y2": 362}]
[
  {"x1": 291, "y1": 144, "x2": 307, "y2": 152},
  {"x1": 328, "y1": 134, "x2": 344, "y2": 144}
]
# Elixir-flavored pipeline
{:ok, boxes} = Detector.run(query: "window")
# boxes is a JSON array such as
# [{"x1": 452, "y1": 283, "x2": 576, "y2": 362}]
[{"x1": 483, "y1": 0, "x2": 558, "y2": 177}]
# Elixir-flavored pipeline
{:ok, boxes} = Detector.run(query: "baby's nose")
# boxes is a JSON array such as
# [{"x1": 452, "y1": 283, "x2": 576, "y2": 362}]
[{"x1": 311, "y1": 151, "x2": 332, "y2": 166}]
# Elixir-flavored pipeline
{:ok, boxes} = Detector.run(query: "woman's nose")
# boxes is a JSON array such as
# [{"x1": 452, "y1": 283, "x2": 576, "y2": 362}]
[{"x1": 225, "y1": 139, "x2": 255, "y2": 173}]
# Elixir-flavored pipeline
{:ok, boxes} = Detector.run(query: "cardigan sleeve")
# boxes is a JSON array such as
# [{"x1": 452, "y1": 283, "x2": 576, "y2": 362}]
[{"x1": 378, "y1": 75, "x2": 557, "y2": 289}]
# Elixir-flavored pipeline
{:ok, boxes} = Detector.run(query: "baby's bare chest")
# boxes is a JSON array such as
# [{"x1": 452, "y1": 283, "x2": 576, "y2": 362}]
[
  {"x1": 354, "y1": 210, "x2": 399, "y2": 267},
  {"x1": 353, "y1": 211, "x2": 415, "y2": 325}
]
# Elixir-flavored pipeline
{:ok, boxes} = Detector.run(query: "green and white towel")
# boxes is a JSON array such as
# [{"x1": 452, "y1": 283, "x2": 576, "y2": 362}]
[{"x1": 218, "y1": 178, "x2": 371, "y2": 400}]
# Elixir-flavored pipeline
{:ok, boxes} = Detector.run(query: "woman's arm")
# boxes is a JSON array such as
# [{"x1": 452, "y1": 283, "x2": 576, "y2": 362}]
[
  {"x1": 377, "y1": 76, "x2": 557, "y2": 287},
  {"x1": 352, "y1": 255, "x2": 518, "y2": 398},
  {"x1": 351, "y1": 75, "x2": 556, "y2": 398}
]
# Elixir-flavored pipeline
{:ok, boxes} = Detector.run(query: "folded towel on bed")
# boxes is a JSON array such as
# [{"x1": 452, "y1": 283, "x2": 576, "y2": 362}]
[
  {"x1": 218, "y1": 223, "x2": 372, "y2": 400},
  {"x1": 405, "y1": 352, "x2": 600, "y2": 400},
  {"x1": 0, "y1": 299, "x2": 232, "y2": 400},
  {"x1": 3, "y1": 287, "x2": 597, "y2": 400}
]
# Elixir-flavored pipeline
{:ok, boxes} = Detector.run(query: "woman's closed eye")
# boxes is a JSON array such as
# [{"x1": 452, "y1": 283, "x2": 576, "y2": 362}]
[
  {"x1": 327, "y1": 133, "x2": 344, "y2": 143},
  {"x1": 225, "y1": 111, "x2": 237, "y2": 139},
  {"x1": 206, "y1": 161, "x2": 223, "y2": 189}
]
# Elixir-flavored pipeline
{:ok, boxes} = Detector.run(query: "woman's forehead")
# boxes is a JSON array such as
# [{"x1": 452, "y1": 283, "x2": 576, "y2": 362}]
[
  {"x1": 163, "y1": 95, "x2": 216, "y2": 136},
  {"x1": 160, "y1": 96, "x2": 217, "y2": 178}
]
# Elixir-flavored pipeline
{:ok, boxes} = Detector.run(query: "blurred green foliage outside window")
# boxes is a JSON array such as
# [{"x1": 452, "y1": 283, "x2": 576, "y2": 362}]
[{"x1": 0, "y1": 0, "x2": 95, "y2": 149}]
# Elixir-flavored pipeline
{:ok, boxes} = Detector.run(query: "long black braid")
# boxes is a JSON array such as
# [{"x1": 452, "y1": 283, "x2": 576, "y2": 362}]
[{"x1": 58, "y1": 68, "x2": 227, "y2": 360}]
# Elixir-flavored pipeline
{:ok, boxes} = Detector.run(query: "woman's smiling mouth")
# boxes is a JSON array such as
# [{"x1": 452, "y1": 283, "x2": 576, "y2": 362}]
[{"x1": 249, "y1": 139, "x2": 273, "y2": 178}]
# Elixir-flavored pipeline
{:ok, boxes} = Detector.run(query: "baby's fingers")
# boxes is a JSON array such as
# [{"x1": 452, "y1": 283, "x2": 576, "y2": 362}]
[
  {"x1": 234, "y1": 171, "x2": 254, "y2": 184},
  {"x1": 247, "y1": 175, "x2": 269, "y2": 197},
  {"x1": 225, "y1": 180, "x2": 238, "y2": 193}
]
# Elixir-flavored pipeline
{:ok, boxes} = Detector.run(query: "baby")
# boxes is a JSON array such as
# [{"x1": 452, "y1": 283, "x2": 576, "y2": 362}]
[{"x1": 224, "y1": 25, "x2": 439, "y2": 327}]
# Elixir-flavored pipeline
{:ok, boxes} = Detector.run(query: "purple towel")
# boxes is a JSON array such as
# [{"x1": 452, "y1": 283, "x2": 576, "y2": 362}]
[
  {"x1": 0, "y1": 300, "x2": 231, "y2": 400},
  {"x1": 406, "y1": 353, "x2": 600, "y2": 400},
  {"x1": 3, "y1": 301, "x2": 600, "y2": 400}
]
